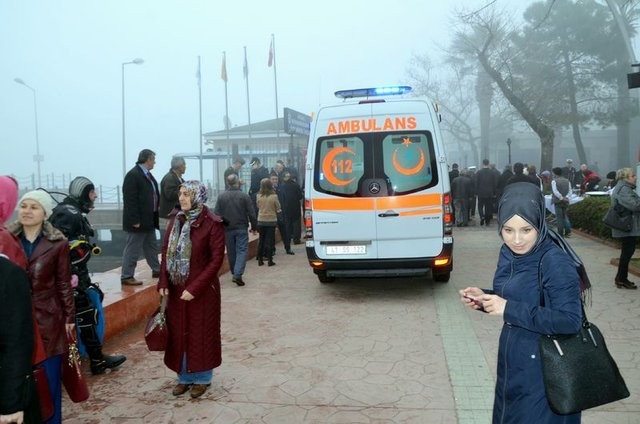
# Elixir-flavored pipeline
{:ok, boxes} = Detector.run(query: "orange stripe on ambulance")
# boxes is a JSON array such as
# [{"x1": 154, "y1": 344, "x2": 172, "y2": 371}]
[{"x1": 326, "y1": 116, "x2": 417, "y2": 135}]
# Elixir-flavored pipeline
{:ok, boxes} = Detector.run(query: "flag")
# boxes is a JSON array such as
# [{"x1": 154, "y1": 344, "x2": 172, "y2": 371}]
[
  {"x1": 268, "y1": 38, "x2": 274, "y2": 67},
  {"x1": 243, "y1": 47, "x2": 249, "y2": 79},
  {"x1": 221, "y1": 55, "x2": 228, "y2": 82}
]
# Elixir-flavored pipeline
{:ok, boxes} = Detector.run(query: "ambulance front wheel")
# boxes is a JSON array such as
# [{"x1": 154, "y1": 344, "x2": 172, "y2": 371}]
[
  {"x1": 432, "y1": 270, "x2": 450, "y2": 283},
  {"x1": 316, "y1": 270, "x2": 336, "y2": 284}
]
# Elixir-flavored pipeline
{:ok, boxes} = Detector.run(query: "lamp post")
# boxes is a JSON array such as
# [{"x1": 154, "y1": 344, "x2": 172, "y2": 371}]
[
  {"x1": 506, "y1": 137, "x2": 512, "y2": 165},
  {"x1": 14, "y1": 78, "x2": 42, "y2": 188},
  {"x1": 122, "y1": 58, "x2": 144, "y2": 178}
]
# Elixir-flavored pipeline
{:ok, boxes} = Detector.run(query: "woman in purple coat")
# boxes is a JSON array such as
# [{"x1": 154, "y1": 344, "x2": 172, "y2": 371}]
[
  {"x1": 157, "y1": 181, "x2": 225, "y2": 399},
  {"x1": 459, "y1": 182, "x2": 587, "y2": 423}
]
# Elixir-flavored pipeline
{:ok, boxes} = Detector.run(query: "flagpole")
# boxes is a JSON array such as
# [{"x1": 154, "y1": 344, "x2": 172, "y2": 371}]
[
  {"x1": 197, "y1": 55, "x2": 203, "y2": 181},
  {"x1": 222, "y1": 51, "x2": 230, "y2": 194},
  {"x1": 244, "y1": 46, "x2": 252, "y2": 140},
  {"x1": 270, "y1": 33, "x2": 280, "y2": 142}
]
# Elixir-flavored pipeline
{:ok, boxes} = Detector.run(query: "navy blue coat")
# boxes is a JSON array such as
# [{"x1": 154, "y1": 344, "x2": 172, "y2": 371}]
[{"x1": 491, "y1": 237, "x2": 582, "y2": 423}]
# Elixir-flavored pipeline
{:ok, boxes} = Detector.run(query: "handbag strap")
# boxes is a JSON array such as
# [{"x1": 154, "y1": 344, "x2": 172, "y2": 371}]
[
  {"x1": 160, "y1": 295, "x2": 168, "y2": 314},
  {"x1": 537, "y1": 251, "x2": 589, "y2": 328}
]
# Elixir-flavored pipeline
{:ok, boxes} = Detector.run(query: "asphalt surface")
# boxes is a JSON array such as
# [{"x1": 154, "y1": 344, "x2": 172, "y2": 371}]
[{"x1": 62, "y1": 224, "x2": 639, "y2": 423}]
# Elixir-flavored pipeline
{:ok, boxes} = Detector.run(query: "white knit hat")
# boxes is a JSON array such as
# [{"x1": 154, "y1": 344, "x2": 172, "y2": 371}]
[{"x1": 19, "y1": 190, "x2": 53, "y2": 218}]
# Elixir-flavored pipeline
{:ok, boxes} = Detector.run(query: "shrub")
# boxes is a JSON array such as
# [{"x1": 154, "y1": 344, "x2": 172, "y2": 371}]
[{"x1": 566, "y1": 196, "x2": 612, "y2": 240}]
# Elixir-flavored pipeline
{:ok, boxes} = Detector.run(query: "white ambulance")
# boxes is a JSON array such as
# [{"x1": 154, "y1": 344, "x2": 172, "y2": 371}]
[{"x1": 303, "y1": 86, "x2": 453, "y2": 283}]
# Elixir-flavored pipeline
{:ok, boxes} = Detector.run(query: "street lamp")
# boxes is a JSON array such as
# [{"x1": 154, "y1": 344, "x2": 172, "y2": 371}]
[
  {"x1": 506, "y1": 137, "x2": 512, "y2": 165},
  {"x1": 122, "y1": 58, "x2": 144, "y2": 178},
  {"x1": 14, "y1": 77, "x2": 42, "y2": 188}
]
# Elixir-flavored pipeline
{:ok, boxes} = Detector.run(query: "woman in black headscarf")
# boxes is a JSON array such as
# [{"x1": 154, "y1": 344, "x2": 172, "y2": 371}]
[{"x1": 459, "y1": 182, "x2": 588, "y2": 423}]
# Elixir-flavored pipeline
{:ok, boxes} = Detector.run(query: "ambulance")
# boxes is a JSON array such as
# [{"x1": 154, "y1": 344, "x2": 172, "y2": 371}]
[{"x1": 303, "y1": 86, "x2": 453, "y2": 283}]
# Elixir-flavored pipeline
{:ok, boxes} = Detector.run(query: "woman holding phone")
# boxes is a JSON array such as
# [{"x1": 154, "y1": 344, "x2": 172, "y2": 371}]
[{"x1": 459, "y1": 182, "x2": 588, "y2": 423}]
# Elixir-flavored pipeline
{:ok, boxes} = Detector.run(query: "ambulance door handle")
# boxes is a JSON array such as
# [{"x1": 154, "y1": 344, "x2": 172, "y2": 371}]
[{"x1": 378, "y1": 211, "x2": 399, "y2": 217}]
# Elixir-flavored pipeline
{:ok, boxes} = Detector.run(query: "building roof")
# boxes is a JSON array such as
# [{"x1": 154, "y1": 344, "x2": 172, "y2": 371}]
[{"x1": 203, "y1": 117, "x2": 284, "y2": 138}]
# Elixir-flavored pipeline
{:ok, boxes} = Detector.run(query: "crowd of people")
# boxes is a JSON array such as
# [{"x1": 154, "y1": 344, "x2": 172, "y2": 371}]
[
  {"x1": 3, "y1": 147, "x2": 635, "y2": 422},
  {"x1": 450, "y1": 158, "x2": 611, "y2": 232}
]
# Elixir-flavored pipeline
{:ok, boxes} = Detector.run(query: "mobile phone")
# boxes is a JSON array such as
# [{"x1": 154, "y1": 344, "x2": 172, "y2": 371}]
[{"x1": 464, "y1": 294, "x2": 487, "y2": 312}]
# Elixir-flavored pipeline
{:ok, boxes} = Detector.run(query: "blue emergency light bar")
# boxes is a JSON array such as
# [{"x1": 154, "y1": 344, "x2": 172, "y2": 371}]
[{"x1": 334, "y1": 86, "x2": 412, "y2": 99}]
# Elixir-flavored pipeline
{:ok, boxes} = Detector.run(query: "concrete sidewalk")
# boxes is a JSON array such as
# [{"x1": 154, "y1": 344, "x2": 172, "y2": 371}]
[{"x1": 62, "y1": 227, "x2": 639, "y2": 423}]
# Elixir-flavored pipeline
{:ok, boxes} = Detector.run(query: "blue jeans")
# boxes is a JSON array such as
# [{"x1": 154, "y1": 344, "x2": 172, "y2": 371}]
[
  {"x1": 121, "y1": 230, "x2": 160, "y2": 279},
  {"x1": 225, "y1": 228, "x2": 249, "y2": 278},
  {"x1": 178, "y1": 354, "x2": 213, "y2": 385},
  {"x1": 43, "y1": 354, "x2": 63, "y2": 424}
]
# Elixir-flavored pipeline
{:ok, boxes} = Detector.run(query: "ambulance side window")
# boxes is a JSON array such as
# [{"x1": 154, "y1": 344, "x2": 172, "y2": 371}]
[
  {"x1": 316, "y1": 136, "x2": 364, "y2": 195},
  {"x1": 382, "y1": 132, "x2": 435, "y2": 194}
]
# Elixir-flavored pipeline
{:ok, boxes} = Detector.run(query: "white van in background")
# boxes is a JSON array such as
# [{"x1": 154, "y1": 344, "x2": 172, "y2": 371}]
[{"x1": 303, "y1": 86, "x2": 454, "y2": 283}]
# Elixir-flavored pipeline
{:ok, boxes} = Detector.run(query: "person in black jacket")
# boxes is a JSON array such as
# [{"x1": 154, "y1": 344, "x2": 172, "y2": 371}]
[
  {"x1": 475, "y1": 159, "x2": 498, "y2": 226},
  {"x1": 49, "y1": 177, "x2": 127, "y2": 375},
  {"x1": 214, "y1": 174, "x2": 258, "y2": 286},
  {"x1": 281, "y1": 171, "x2": 303, "y2": 245},
  {"x1": 270, "y1": 173, "x2": 293, "y2": 255},
  {"x1": 159, "y1": 156, "x2": 186, "y2": 226},
  {"x1": 0, "y1": 256, "x2": 40, "y2": 424},
  {"x1": 120, "y1": 149, "x2": 161, "y2": 286},
  {"x1": 249, "y1": 157, "x2": 269, "y2": 218}
]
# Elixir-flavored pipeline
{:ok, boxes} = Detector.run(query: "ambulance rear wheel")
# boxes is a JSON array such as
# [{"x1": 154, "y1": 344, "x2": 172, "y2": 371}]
[
  {"x1": 317, "y1": 271, "x2": 335, "y2": 283},
  {"x1": 433, "y1": 271, "x2": 450, "y2": 283}
]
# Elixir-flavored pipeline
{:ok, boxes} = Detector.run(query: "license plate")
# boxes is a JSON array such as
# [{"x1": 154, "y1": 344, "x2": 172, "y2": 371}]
[{"x1": 326, "y1": 245, "x2": 366, "y2": 255}]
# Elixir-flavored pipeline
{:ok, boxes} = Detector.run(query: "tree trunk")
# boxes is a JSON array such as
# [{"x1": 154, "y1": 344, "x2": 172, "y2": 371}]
[
  {"x1": 561, "y1": 35, "x2": 588, "y2": 165},
  {"x1": 616, "y1": 72, "x2": 631, "y2": 168},
  {"x1": 476, "y1": 49, "x2": 555, "y2": 170},
  {"x1": 475, "y1": 70, "x2": 493, "y2": 163}
]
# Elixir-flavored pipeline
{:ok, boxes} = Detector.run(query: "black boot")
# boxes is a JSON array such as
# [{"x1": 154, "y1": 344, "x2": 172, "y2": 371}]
[{"x1": 90, "y1": 354, "x2": 127, "y2": 375}]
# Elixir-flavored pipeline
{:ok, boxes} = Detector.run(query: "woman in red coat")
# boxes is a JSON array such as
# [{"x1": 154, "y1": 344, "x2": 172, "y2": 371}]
[
  {"x1": 157, "y1": 181, "x2": 225, "y2": 399},
  {"x1": 10, "y1": 190, "x2": 75, "y2": 424}
]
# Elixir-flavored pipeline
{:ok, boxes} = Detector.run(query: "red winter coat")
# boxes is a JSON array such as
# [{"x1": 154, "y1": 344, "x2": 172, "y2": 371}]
[
  {"x1": 157, "y1": 206, "x2": 225, "y2": 373},
  {"x1": 9, "y1": 221, "x2": 75, "y2": 358},
  {"x1": 0, "y1": 227, "x2": 27, "y2": 268}
]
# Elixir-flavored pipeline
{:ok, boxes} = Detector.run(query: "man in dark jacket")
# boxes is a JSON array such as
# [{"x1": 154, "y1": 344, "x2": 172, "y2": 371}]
[
  {"x1": 214, "y1": 174, "x2": 258, "y2": 286},
  {"x1": 223, "y1": 157, "x2": 245, "y2": 189},
  {"x1": 270, "y1": 173, "x2": 293, "y2": 255},
  {"x1": 451, "y1": 170, "x2": 473, "y2": 226},
  {"x1": 475, "y1": 159, "x2": 498, "y2": 226},
  {"x1": 159, "y1": 156, "x2": 186, "y2": 224},
  {"x1": 120, "y1": 149, "x2": 161, "y2": 286},
  {"x1": 249, "y1": 156, "x2": 269, "y2": 216},
  {"x1": 49, "y1": 176, "x2": 127, "y2": 374},
  {"x1": 280, "y1": 170, "x2": 303, "y2": 245},
  {"x1": 506, "y1": 162, "x2": 535, "y2": 186}
]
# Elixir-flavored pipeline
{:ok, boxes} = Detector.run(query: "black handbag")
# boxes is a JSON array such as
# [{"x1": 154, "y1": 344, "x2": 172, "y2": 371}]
[
  {"x1": 602, "y1": 198, "x2": 632, "y2": 232},
  {"x1": 538, "y1": 266, "x2": 629, "y2": 415},
  {"x1": 539, "y1": 310, "x2": 630, "y2": 414}
]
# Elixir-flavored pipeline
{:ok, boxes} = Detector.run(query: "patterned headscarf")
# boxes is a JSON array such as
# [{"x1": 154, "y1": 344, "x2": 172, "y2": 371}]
[{"x1": 166, "y1": 181, "x2": 207, "y2": 284}]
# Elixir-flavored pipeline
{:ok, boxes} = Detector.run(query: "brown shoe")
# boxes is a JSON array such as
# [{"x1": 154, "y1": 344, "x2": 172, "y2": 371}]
[
  {"x1": 121, "y1": 277, "x2": 143, "y2": 286},
  {"x1": 232, "y1": 276, "x2": 245, "y2": 286},
  {"x1": 190, "y1": 384, "x2": 210, "y2": 399},
  {"x1": 172, "y1": 383, "x2": 190, "y2": 396}
]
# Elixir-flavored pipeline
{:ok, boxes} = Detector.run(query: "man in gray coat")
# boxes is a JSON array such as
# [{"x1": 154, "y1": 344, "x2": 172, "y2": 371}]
[{"x1": 214, "y1": 174, "x2": 258, "y2": 286}]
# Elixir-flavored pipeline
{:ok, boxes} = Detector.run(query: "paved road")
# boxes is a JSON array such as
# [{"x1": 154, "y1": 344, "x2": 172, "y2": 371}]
[{"x1": 63, "y1": 226, "x2": 639, "y2": 423}]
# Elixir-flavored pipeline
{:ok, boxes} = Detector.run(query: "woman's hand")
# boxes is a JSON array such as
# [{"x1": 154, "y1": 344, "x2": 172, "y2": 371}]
[
  {"x1": 459, "y1": 287, "x2": 485, "y2": 310},
  {"x1": 0, "y1": 411, "x2": 24, "y2": 424},
  {"x1": 158, "y1": 288, "x2": 169, "y2": 297},
  {"x1": 65, "y1": 323, "x2": 76, "y2": 340},
  {"x1": 479, "y1": 294, "x2": 507, "y2": 315},
  {"x1": 180, "y1": 290, "x2": 194, "y2": 301}
]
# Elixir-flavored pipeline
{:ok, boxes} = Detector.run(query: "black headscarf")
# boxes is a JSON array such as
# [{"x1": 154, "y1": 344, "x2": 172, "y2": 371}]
[{"x1": 498, "y1": 182, "x2": 592, "y2": 298}]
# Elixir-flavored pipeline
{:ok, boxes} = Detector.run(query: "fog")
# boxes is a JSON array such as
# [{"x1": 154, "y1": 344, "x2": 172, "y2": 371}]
[{"x1": 0, "y1": 1, "x2": 620, "y2": 198}]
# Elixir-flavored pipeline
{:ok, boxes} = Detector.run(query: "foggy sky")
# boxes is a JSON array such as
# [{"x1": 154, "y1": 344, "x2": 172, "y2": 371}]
[{"x1": 1, "y1": 0, "x2": 523, "y2": 193}]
